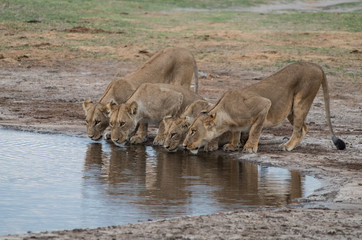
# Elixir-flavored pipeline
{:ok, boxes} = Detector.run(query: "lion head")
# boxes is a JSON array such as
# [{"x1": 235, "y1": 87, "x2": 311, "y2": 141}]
[
  {"x1": 183, "y1": 111, "x2": 220, "y2": 154},
  {"x1": 106, "y1": 101, "x2": 138, "y2": 147},
  {"x1": 163, "y1": 116, "x2": 191, "y2": 152},
  {"x1": 82, "y1": 98, "x2": 109, "y2": 141}
]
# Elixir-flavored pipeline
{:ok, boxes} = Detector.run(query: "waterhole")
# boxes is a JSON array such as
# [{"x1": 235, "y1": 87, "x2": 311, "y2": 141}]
[{"x1": 0, "y1": 128, "x2": 321, "y2": 235}]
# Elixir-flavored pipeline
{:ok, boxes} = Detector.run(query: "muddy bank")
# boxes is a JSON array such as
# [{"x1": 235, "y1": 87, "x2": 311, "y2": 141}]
[{"x1": 2, "y1": 208, "x2": 362, "y2": 240}]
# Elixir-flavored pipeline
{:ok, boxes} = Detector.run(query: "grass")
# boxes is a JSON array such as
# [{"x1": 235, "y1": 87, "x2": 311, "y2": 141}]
[
  {"x1": 0, "y1": 0, "x2": 361, "y2": 80},
  {"x1": 1, "y1": 0, "x2": 361, "y2": 31}
]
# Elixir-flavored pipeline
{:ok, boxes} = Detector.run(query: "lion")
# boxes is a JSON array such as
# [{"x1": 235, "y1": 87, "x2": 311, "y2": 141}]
[
  {"x1": 162, "y1": 100, "x2": 238, "y2": 152},
  {"x1": 82, "y1": 47, "x2": 199, "y2": 141},
  {"x1": 183, "y1": 62, "x2": 346, "y2": 154},
  {"x1": 106, "y1": 83, "x2": 202, "y2": 147},
  {"x1": 162, "y1": 99, "x2": 213, "y2": 152}
]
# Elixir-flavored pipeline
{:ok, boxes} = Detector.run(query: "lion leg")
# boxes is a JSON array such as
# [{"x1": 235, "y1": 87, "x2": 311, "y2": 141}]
[
  {"x1": 279, "y1": 114, "x2": 294, "y2": 143},
  {"x1": 281, "y1": 121, "x2": 308, "y2": 151},
  {"x1": 223, "y1": 131, "x2": 241, "y2": 152},
  {"x1": 240, "y1": 132, "x2": 249, "y2": 147},
  {"x1": 287, "y1": 112, "x2": 294, "y2": 125},
  {"x1": 204, "y1": 138, "x2": 219, "y2": 152},
  {"x1": 243, "y1": 99, "x2": 271, "y2": 153},
  {"x1": 204, "y1": 131, "x2": 233, "y2": 152},
  {"x1": 171, "y1": 66, "x2": 194, "y2": 88},
  {"x1": 281, "y1": 96, "x2": 312, "y2": 151},
  {"x1": 130, "y1": 123, "x2": 148, "y2": 144},
  {"x1": 129, "y1": 123, "x2": 140, "y2": 138},
  {"x1": 153, "y1": 121, "x2": 166, "y2": 146}
]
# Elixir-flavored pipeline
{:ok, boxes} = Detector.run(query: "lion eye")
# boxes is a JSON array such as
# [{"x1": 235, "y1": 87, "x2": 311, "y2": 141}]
[
  {"x1": 109, "y1": 122, "x2": 114, "y2": 127},
  {"x1": 119, "y1": 122, "x2": 125, "y2": 127},
  {"x1": 94, "y1": 120, "x2": 101, "y2": 126},
  {"x1": 171, "y1": 133, "x2": 177, "y2": 139}
]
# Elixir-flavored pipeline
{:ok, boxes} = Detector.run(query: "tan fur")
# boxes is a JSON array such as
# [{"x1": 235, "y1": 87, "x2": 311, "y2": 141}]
[
  {"x1": 82, "y1": 47, "x2": 199, "y2": 141},
  {"x1": 106, "y1": 83, "x2": 202, "y2": 147},
  {"x1": 163, "y1": 100, "x2": 213, "y2": 152},
  {"x1": 163, "y1": 100, "x2": 241, "y2": 152},
  {"x1": 183, "y1": 62, "x2": 345, "y2": 154}
]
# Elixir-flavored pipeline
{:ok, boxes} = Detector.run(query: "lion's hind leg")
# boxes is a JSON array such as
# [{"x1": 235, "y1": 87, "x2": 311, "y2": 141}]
[
  {"x1": 280, "y1": 94, "x2": 313, "y2": 151},
  {"x1": 280, "y1": 122, "x2": 308, "y2": 151},
  {"x1": 171, "y1": 65, "x2": 194, "y2": 90}
]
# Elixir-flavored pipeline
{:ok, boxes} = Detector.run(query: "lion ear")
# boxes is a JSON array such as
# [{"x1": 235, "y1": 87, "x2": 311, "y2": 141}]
[
  {"x1": 162, "y1": 115, "x2": 174, "y2": 129},
  {"x1": 209, "y1": 113, "x2": 216, "y2": 119},
  {"x1": 82, "y1": 98, "x2": 93, "y2": 115},
  {"x1": 105, "y1": 100, "x2": 118, "y2": 116},
  {"x1": 205, "y1": 112, "x2": 217, "y2": 127},
  {"x1": 128, "y1": 101, "x2": 138, "y2": 115}
]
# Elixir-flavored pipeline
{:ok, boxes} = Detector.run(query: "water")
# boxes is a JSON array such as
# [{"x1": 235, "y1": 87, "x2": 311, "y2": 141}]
[{"x1": 0, "y1": 128, "x2": 321, "y2": 235}]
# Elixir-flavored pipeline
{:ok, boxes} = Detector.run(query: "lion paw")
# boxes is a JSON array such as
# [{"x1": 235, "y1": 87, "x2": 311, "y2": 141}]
[
  {"x1": 223, "y1": 144, "x2": 238, "y2": 152},
  {"x1": 243, "y1": 147, "x2": 255, "y2": 153},
  {"x1": 242, "y1": 144, "x2": 258, "y2": 153},
  {"x1": 153, "y1": 137, "x2": 164, "y2": 146},
  {"x1": 130, "y1": 135, "x2": 147, "y2": 144},
  {"x1": 204, "y1": 142, "x2": 218, "y2": 152},
  {"x1": 279, "y1": 143, "x2": 293, "y2": 151}
]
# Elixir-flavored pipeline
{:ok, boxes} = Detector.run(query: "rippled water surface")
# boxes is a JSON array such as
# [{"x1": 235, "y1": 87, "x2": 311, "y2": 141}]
[{"x1": 0, "y1": 128, "x2": 321, "y2": 235}]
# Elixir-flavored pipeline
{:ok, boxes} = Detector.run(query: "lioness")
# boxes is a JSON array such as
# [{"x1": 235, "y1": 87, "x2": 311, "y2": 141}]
[
  {"x1": 162, "y1": 100, "x2": 244, "y2": 152},
  {"x1": 162, "y1": 100, "x2": 213, "y2": 152},
  {"x1": 183, "y1": 62, "x2": 346, "y2": 154},
  {"x1": 82, "y1": 47, "x2": 199, "y2": 141},
  {"x1": 106, "y1": 83, "x2": 202, "y2": 147}
]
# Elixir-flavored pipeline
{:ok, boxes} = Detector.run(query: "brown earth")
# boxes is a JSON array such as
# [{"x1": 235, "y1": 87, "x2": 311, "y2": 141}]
[{"x1": 0, "y1": 8, "x2": 362, "y2": 240}]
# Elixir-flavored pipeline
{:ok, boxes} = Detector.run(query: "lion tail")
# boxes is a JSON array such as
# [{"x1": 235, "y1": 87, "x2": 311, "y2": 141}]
[
  {"x1": 193, "y1": 56, "x2": 199, "y2": 93},
  {"x1": 321, "y1": 71, "x2": 346, "y2": 150}
]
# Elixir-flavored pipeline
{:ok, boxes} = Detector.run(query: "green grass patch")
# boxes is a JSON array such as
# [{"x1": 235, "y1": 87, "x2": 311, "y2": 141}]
[
  {"x1": 0, "y1": 0, "x2": 360, "y2": 66},
  {"x1": 2, "y1": 1, "x2": 361, "y2": 32}
]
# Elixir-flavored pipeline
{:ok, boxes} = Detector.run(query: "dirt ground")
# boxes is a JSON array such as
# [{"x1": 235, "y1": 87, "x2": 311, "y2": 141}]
[{"x1": 1, "y1": 4, "x2": 362, "y2": 240}]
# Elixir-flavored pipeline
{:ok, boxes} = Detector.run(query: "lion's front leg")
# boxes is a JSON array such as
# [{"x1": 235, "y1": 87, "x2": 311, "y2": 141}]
[
  {"x1": 204, "y1": 138, "x2": 219, "y2": 152},
  {"x1": 243, "y1": 98, "x2": 271, "y2": 153},
  {"x1": 153, "y1": 121, "x2": 166, "y2": 146},
  {"x1": 130, "y1": 123, "x2": 148, "y2": 144},
  {"x1": 223, "y1": 131, "x2": 241, "y2": 152},
  {"x1": 239, "y1": 132, "x2": 249, "y2": 147}
]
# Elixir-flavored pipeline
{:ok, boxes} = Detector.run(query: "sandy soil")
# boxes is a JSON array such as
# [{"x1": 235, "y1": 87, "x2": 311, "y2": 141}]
[{"x1": 1, "y1": 3, "x2": 362, "y2": 240}]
